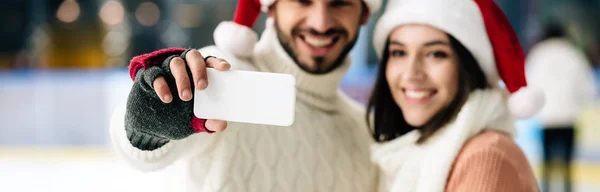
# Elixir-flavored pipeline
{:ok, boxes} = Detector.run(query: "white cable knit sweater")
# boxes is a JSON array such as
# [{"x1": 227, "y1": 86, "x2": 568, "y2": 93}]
[{"x1": 110, "y1": 19, "x2": 377, "y2": 192}]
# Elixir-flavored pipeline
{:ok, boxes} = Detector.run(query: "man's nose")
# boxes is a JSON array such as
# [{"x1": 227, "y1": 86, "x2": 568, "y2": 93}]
[{"x1": 305, "y1": 4, "x2": 335, "y2": 34}]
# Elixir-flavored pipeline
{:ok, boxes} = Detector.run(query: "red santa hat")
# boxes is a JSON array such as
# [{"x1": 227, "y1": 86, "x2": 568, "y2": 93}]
[
  {"x1": 214, "y1": 0, "x2": 382, "y2": 57},
  {"x1": 373, "y1": 0, "x2": 544, "y2": 119}
]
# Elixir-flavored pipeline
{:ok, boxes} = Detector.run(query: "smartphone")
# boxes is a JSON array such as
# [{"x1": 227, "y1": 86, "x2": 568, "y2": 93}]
[{"x1": 193, "y1": 68, "x2": 296, "y2": 126}]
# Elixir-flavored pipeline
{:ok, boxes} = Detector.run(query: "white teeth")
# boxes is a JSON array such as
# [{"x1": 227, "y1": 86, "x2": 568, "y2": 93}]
[
  {"x1": 304, "y1": 37, "x2": 333, "y2": 48},
  {"x1": 406, "y1": 90, "x2": 431, "y2": 99}
]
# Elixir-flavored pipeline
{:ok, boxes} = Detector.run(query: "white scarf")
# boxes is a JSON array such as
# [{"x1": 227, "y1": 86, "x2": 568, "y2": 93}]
[{"x1": 371, "y1": 88, "x2": 517, "y2": 192}]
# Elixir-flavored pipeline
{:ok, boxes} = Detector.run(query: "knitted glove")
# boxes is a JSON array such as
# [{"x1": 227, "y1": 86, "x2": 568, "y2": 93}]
[{"x1": 125, "y1": 48, "x2": 213, "y2": 151}]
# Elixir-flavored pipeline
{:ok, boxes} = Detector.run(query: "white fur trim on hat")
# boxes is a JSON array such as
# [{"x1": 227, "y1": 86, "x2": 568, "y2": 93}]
[
  {"x1": 508, "y1": 86, "x2": 545, "y2": 119},
  {"x1": 214, "y1": 21, "x2": 258, "y2": 57}
]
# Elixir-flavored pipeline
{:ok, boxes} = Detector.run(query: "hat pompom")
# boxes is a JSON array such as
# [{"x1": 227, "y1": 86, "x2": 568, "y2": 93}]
[
  {"x1": 507, "y1": 86, "x2": 545, "y2": 119},
  {"x1": 213, "y1": 0, "x2": 261, "y2": 57},
  {"x1": 214, "y1": 21, "x2": 258, "y2": 57}
]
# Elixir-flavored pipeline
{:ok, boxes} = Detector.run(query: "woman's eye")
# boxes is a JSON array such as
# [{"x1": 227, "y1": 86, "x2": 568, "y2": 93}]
[
  {"x1": 428, "y1": 51, "x2": 448, "y2": 58},
  {"x1": 390, "y1": 50, "x2": 406, "y2": 57}
]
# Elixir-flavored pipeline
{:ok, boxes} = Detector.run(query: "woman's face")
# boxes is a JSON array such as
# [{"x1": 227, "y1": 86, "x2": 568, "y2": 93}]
[{"x1": 385, "y1": 24, "x2": 459, "y2": 127}]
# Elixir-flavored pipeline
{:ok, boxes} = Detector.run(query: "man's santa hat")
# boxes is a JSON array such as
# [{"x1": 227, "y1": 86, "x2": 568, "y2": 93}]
[
  {"x1": 373, "y1": 0, "x2": 544, "y2": 119},
  {"x1": 214, "y1": 0, "x2": 382, "y2": 57}
]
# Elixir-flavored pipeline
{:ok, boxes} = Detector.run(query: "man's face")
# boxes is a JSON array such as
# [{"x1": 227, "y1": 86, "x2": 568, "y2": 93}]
[{"x1": 269, "y1": 0, "x2": 369, "y2": 74}]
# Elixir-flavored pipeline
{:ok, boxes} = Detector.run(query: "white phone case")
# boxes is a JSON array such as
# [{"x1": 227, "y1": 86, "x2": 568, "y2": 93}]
[{"x1": 194, "y1": 68, "x2": 296, "y2": 126}]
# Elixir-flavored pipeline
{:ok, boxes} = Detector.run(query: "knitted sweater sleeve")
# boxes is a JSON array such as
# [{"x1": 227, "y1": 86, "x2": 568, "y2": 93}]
[{"x1": 445, "y1": 132, "x2": 538, "y2": 192}]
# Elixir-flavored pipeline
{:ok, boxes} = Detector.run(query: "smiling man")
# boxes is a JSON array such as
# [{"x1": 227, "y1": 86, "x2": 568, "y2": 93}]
[
  {"x1": 110, "y1": 0, "x2": 382, "y2": 191},
  {"x1": 272, "y1": 0, "x2": 364, "y2": 74}
]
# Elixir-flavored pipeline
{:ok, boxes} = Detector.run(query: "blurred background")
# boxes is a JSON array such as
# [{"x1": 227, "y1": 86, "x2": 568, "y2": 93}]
[{"x1": 0, "y1": 0, "x2": 598, "y2": 191}]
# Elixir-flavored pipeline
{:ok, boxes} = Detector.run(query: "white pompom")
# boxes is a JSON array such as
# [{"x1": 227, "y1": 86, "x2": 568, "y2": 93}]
[
  {"x1": 507, "y1": 86, "x2": 545, "y2": 119},
  {"x1": 213, "y1": 21, "x2": 258, "y2": 57}
]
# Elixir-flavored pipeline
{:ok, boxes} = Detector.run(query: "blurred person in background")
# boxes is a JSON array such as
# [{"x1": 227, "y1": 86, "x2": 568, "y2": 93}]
[
  {"x1": 526, "y1": 22, "x2": 598, "y2": 192},
  {"x1": 110, "y1": 0, "x2": 383, "y2": 191},
  {"x1": 368, "y1": 0, "x2": 542, "y2": 191}
]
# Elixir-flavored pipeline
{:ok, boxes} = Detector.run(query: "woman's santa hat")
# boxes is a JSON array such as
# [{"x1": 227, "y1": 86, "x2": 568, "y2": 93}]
[
  {"x1": 373, "y1": 0, "x2": 544, "y2": 119},
  {"x1": 214, "y1": 0, "x2": 382, "y2": 57}
]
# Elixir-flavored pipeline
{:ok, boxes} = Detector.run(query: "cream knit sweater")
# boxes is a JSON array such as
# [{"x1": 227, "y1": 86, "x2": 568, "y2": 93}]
[{"x1": 110, "y1": 20, "x2": 377, "y2": 192}]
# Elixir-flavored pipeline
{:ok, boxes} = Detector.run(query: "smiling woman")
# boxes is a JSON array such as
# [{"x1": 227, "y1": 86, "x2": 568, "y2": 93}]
[
  {"x1": 367, "y1": 0, "x2": 542, "y2": 191},
  {"x1": 369, "y1": 24, "x2": 488, "y2": 143}
]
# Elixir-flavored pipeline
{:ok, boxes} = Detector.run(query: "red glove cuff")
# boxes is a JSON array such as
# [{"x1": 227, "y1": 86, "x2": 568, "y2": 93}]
[
  {"x1": 191, "y1": 115, "x2": 214, "y2": 133},
  {"x1": 128, "y1": 48, "x2": 186, "y2": 80}
]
